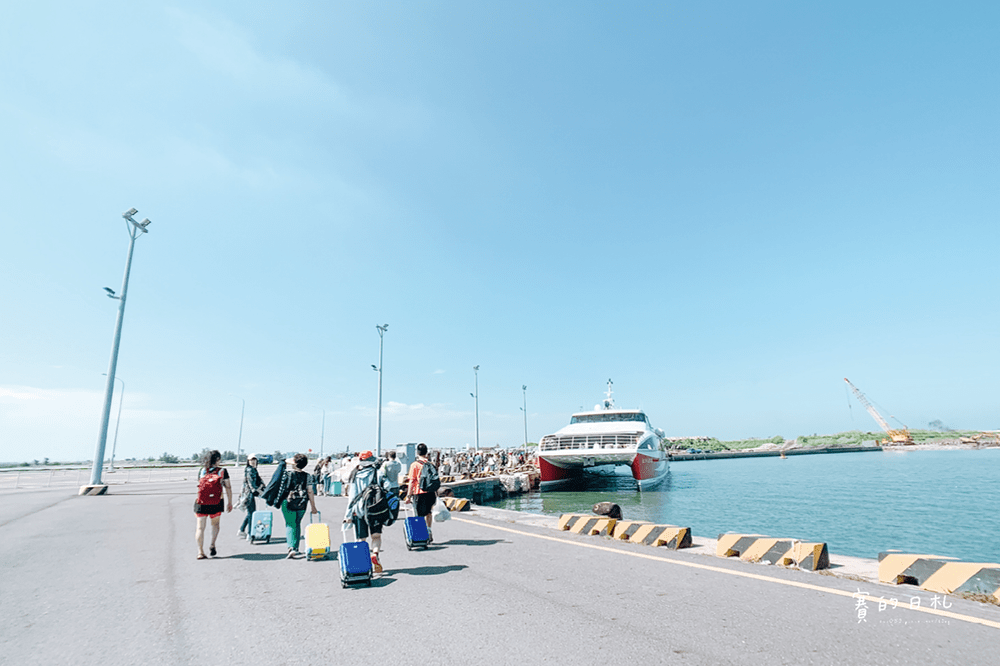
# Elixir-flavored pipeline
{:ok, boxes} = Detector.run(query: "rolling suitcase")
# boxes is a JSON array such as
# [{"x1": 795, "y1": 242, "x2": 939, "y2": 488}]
[
  {"x1": 339, "y1": 523, "x2": 373, "y2": 588},
  {"x1": 404, "y1": 506, "x2": 430, "y2": 550},
  {"x1": 249, "y1": 510, "x2": 272, "y2": 544},
  {"x1": 305, "y1": 512, "x2": 330, "y2": 561}
]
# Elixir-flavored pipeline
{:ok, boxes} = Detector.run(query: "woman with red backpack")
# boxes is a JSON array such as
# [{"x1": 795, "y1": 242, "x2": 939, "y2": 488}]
[{"x1": 194, "y1": 450, "x2": 233, "y2": 560}]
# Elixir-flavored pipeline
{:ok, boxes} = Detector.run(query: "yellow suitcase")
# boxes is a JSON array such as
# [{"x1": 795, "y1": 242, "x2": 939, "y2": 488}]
[{"x1": 305, "y1": 513, "x2": 330, "y2": 561}]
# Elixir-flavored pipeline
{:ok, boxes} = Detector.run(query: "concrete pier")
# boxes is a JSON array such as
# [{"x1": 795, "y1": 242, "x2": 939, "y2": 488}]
[{"x1": 2, "y1": 476, "x2": 999, "y2": 665}]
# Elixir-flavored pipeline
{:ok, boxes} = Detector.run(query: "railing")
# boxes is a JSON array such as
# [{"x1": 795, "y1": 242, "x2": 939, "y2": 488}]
[
  {"x1": 539, "y1": 434, "x2": 639, "y2": 452},
  {"x1": 0, "y1": 465, "x2": 208, "y2": 491}
]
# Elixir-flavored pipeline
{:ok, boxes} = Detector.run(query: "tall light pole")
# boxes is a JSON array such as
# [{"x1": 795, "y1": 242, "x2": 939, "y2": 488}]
[
  {"x1": 373, "y1": 323, "x2": 388, "y2": 456},
  {"x1": 319, "y1": 408, "x2": 326, "y2": 458},
  {"x1": 85, "y1": 208, "x2": 151, "y2": 494},
  {"x1": 470, "y1": 365, "x2": 480, "y2": 452},
  {"x1": 102, "y1": 373, "x2": 124, "y2": 472},
  {"x1": 521, "y1": 384, "x2": 528, "y2": 450},
  {"x1": 311, "y1": 404, "x2": 326, "y2": 458},
  {"x1": 230, "y1": 394, "x2": 245, "y2": 465}
]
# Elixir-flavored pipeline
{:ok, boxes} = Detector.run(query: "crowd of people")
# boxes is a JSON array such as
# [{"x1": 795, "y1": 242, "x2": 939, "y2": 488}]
[
  {"x1": 193, "y1": 443, "x2": 448, "y2": 568},
  {"x1": 435, "y1": 448, "x2": 536, "y2": 477}
]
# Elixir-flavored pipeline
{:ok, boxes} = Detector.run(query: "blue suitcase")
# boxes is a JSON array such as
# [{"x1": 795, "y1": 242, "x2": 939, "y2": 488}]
[
  {"x1": 249, "y1": 510, "x2": 272, "y2": 544},
  {"x1": 404, "y1": 509, "x2": 430, "y2": 550},
  {"x1": 340, "y1": 524, "x2": 372, "y2": 588}
]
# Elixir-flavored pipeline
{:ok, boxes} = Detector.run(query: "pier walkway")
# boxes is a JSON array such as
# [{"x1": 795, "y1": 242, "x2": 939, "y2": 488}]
[{"x1": 2, "y1": 477, "x2": 998, "y2": 665}]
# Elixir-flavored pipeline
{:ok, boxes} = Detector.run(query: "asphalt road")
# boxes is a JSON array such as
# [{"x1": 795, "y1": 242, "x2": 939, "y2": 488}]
[{"x1": 2, "y1": 476, "x2": 999, "y2": 666}]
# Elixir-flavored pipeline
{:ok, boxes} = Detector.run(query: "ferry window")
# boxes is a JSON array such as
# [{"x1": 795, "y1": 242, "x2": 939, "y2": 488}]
[{"x1": 570, "y1": 412, "x2": 648, "y2": 424}]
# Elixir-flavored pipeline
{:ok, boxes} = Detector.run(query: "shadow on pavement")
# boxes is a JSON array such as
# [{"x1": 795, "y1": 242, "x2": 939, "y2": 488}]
[
  {"x1": 382, "y1": 564, "x2": 468, "y2": 577},
  {"x1": 222, "y1": 552, "x2": 293, "y2": 561},
  {"x1": 440, "y1": 539, "x2": 505, "y2": 547}
]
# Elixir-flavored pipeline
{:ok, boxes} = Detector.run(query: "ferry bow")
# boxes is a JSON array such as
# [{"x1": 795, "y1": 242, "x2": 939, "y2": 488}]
[{"x1": 538, "y1": 381, "x2": 669, "y2": 491}]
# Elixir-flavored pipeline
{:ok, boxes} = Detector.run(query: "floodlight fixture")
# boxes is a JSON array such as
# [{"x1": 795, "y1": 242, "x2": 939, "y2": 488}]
[{"x1": 123, "y1": 208, "x2": 138, "y2": 218}]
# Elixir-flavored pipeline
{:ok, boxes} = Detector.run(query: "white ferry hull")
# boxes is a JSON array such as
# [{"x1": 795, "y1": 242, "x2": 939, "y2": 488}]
[
  {"x1": 538, "y1": 449, "x2": 668, "y2": 491},
  {"x1": 538, "y1": 384, "x2": 669, "y2": 491}
]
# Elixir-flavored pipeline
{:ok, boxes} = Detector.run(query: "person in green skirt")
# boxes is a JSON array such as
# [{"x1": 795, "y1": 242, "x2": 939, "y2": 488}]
[{"x1": 274, "y1": 453, "x2": 318, "y2": 558}]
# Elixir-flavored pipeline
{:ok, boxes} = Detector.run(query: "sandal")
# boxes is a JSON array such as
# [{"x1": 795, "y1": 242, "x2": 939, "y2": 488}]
[
  {"x1": 197, "y1": 553, "x2": 207, "y2": 560},
  {"x1": 209, "y1": 546, "x2": 217, "y2": 557}
]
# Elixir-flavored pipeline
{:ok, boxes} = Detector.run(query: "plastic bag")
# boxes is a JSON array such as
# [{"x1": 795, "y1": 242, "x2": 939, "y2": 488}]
[{"x1": 433, "y1": 498, "x2": 451, "y2": 523}]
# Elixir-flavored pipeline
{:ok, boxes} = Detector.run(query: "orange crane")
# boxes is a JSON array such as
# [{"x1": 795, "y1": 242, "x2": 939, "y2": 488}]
[{"x1": 843, "y1": 378, "x2": 914, "y2": 445}]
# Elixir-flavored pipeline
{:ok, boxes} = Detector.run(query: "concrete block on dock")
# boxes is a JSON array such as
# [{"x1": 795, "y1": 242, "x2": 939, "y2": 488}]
[
  {"x1": 717, "y1": 533, "x2": 829, "y2": 570},
  {"x1": 878, "y1": 552, "x2": 1000, "y2": 601},
  {"x1": 558, "y1": 514, "x2": 617, "y2": 537},
  {"x1": 612, "y1": 521, "x2": 692, "y2": 549},
  {"x1": 441, "y1": 496, "x2": 471, "y2": 512}
]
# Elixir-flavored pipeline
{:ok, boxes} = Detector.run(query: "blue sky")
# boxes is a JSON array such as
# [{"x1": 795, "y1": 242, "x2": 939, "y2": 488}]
[{"x1": 2, "y1": 1, "x2": 998, "y2": 462}]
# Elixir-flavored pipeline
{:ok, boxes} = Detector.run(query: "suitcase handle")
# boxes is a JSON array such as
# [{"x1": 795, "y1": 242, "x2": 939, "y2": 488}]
[
  {"x1": 341, "y1": 521, "x2": 360, "y2": 544},
  {"x1": 310, "y1": 511, "x2": 321, "y2": 524}
]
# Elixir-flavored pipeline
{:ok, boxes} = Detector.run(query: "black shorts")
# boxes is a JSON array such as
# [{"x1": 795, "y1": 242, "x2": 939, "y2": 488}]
[
  {"x1": 353, "y1": 515, "x2": 383, "y2": 540},
  {"x1": 194, "y1": 501, "x2": 224, "y2": 517},
  {"x1": 414, "y1": 492, "x2": 436, "y2": 517}
]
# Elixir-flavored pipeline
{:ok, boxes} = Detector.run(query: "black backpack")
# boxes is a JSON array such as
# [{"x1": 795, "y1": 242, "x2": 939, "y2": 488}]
[
  {"x1": 419, "y1": 461, "x2": 441, "y2": 494},
  {"x1": 357, "y1": 482, "x2": 391, "y2": 526}
]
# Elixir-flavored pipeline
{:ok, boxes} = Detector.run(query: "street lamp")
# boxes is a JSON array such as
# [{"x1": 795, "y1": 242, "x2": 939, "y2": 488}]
[
  {"x1": 85, "y1": 208, "x2": 152, "y2": 494},
  {"x1": 373, "y1": 323, "x2": 388, "y2": 456},
  {"x1": 520, "y1": 384, "x2": 528, "y2": 450},
  {"x1": 470, "y1": 365, "x2": 480, "y2": 452},
  {"x1": 101, "y1": 373, "x2": 124, "y2": 472},
  {"x1": 313, "y1": 407, "x2": 326, "y2": 458},
  {"x1": 230, "y1": 394, "x2": 245, "y2": 465}
]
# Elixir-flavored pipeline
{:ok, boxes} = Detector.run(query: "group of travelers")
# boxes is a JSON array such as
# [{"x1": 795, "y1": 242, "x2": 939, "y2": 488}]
[
  {"x1": 437, "y1": 448, "x2": 535, "y2": 477},
  {"x1": 194, "y1": 443, "x2": 440, "y2": 569}
]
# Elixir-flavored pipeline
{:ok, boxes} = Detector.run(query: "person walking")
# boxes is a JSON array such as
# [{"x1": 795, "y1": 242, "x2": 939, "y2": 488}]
[
  {"x1": 238, "y1": 455, "x2": 266, "y2": 537},
  {"x1": 321, "y1": 456, "x2": 333, "y2": 496},
  {"x1": 379, "y1": 450, "x2": 402, "y2": 497},
  {"x1": 344, "y1": 451, "x2": 385, "y2": 573},
  {"x1": 275, "y1": 453, "x2": 318, "y2": 559},
  {"x1": 310, "y1": 457, "x2": 324, "y2": 497},
  {"x1": 194, "y1": 450, "x2": 233, "y2": 560},
  {"x1": 405, "y1": 443, "x2": 437, "y2": 544}
]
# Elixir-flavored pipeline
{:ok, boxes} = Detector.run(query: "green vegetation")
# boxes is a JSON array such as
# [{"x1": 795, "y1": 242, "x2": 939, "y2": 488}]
[{"x1": 669, "y1": 428, "x2": 994, "y2": 453}]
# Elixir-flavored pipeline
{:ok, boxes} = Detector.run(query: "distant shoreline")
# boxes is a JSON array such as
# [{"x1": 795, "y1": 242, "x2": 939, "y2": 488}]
[{"x1": 668, "y1": 442, "x2": 999, "y2": 461}]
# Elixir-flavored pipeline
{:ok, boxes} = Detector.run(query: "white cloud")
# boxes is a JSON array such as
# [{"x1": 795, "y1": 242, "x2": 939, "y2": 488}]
[
  {"x1": 433, "y1": 369, "x2": 445, "y2": 374},
  {"x1": 166, "y1": 8, "x2": 345, "y2": 108}
]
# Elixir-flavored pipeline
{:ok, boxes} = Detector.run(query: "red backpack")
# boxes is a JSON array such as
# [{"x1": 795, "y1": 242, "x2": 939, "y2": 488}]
[{"x1": 196, "y1": 467, "x2": 224, "y2": 505}]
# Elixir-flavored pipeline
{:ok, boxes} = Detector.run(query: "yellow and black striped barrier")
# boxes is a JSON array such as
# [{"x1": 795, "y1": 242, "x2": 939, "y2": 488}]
[
  {"x1": 878, "y1": 552, "x2": 1000, "y2": 602},
  {"x1": 440, "y1": 476, "x2": 456, "y2": 483},
  {"x1": 612, "y1": 521, "x2": 692, "y2": 549},
  {"x1": 717, "y1": 533, "x2": 829, "y2": 571},
  {"x1": 78, "y1": 484, "x2": 108, "y2": 496},
  {"x1": 440, "y1": 496, "x2": 471, "y2": 512},
  {"x1": 558, "y1": 514, "x2": 617, "y2": 537}
]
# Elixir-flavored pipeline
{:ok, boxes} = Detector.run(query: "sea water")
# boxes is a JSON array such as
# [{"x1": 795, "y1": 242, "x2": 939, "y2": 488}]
[{"x1": 491, "y1": 449, "x2": 1000, "y2": 562}]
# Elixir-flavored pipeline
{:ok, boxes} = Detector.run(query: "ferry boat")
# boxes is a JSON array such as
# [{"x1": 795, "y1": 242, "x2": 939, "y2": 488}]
[{"x1": 538, "y1": 381, "x2": 669, "y2": 490}]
